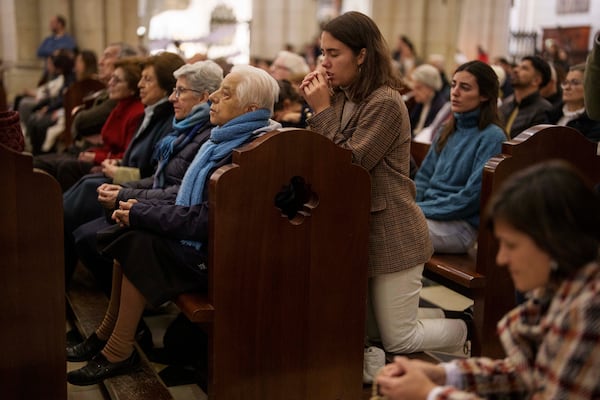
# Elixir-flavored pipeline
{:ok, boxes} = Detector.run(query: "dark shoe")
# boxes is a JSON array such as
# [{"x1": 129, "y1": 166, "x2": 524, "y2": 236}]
[
  {"x1": 66, "y1": 328, "x2": 83, "y2": 347},
  {"x1": 461, "y1": 306, "x2": 474, "y2": 341},
  {"x1": 136, "y1": 320, "x2": 153, "y2": 354},
  {"x1": 66, "y1": 332, "x2": 107, "y2": 362},
  {"x1": 443, "y1": 306, "x2": 474, "y2": 341},
  {"x1": 67, "y1": 351, "x2": 141, "y2": 386}
]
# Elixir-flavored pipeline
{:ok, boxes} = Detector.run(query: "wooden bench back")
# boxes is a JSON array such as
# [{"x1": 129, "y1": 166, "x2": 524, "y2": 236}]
[
  {"x1": 205, "y1": 128, "x2": 371, "y2": 399},
  {"x1": 61, "y1": 78, "x2": 106, "y2": 147},
  {"x1": 0, "y1": 144, "x2": 66, "y2": 399}
]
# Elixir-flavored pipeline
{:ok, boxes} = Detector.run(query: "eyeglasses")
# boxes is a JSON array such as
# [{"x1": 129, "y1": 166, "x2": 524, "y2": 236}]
[
  {"x1": 109, "y1": 75, "x2": 125, "y2": 84},
  {"x1": 171, "y1": 87, "x2": 203, "y2": 99},
  {"x1": 561, "y1": 79, "x2": 583, "y2": 88}
]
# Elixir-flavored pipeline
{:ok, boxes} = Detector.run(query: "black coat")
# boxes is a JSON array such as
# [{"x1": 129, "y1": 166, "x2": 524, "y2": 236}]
[
  {"x1": 122, "y1": 100, "x2": 175, "y2": 179},
  {"x1": 546, "y1": 103, "x2": 600, "y2": 142},
  {"x1": 117, "y1": 123, "x2": 212, "y2": 204}
]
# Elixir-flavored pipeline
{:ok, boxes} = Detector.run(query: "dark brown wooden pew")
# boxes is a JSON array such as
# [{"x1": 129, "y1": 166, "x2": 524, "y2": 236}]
[
  {"x1": 0, "y1": 144, "x2": 66, "y2": 400},
  {"x1": 175, "y1": 128, "x2": 371, "y2": 400},
  {"x1": 60, "y1": 78, "x2": 106, "y2": 148},
  {"x1": 414, "y1": 125, "x2": 600, "y2": 358}
]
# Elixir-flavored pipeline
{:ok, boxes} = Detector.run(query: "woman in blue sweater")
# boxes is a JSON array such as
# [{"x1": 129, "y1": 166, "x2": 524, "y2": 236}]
[{"x1": 415, "y1": 61, "x2": 508, "y2": 253}]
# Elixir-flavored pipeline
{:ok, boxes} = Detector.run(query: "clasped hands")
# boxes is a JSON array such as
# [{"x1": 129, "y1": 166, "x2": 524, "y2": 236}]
[
  {"x1": 375, "y1": 356, "x2": 446, "y2": 400},
  {"x1": 97, "y1": 183, "x2": 123, "y2": 209},
  {"x1": 299, "y1": 66, "x2": 333, "y2": 115},
  {"x1": 97, "y1": 182, "x2": 135, "y2": 227},
  {"x1": 111, "y1": 198, "x2": 137, "y2": 227}
]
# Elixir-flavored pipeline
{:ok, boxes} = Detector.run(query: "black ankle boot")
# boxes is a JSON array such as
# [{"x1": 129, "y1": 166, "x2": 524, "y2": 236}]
[
  {"x1": 66, "y1": 332, "x2": 107, "y2": 362},
  {"x1": 135, "y1": 320, "x2": 153, "y2": 353}
]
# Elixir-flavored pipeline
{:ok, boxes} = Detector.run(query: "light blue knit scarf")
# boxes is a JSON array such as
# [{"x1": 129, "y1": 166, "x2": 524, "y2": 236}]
[
  {"x1": 176, "y1": 108, "x2": 272, "y2": 249},
  {"x1": 152, "y1": 103, "x2": 210, "y2": 189}
]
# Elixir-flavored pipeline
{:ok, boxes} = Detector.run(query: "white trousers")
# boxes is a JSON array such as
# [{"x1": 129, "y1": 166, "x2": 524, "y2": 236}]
[{"x1": 366, "y1": 264, "x2": 467, "y2": 354}]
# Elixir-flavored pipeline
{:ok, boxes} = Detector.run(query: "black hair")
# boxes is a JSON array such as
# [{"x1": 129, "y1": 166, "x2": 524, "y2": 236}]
[{"x1": 522, "y1": 55, "x2": 551, "y2": 88}]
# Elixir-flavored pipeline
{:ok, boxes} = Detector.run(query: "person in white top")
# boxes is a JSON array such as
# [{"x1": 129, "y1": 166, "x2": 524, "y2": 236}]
[{"x1": 546, "y1": 63, "x2": 600, "y2": 142}]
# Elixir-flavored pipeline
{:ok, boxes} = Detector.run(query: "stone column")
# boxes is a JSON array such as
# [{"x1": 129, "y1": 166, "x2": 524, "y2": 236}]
[
  {"x1": 250, "y1": 0, "x2": 319, "y2": 61},
  {"x1": 373, "y1": 0, "x2": 427, "y2": 55},
  {"x1": 105, "y1": 0, "x2": 140, "y2": 51},
  {"x1": 72, "y1": 1, "x2": 106, "y2": 56},
  {"x1": 456, "y1": 0, "x2": 511, "y2": 62},
  {"x1": 2, "y1": 0, "x2": 141, "y2": 104},
  {"x1": 3, "y1": 0, "x2": 44, "y2": 103}
]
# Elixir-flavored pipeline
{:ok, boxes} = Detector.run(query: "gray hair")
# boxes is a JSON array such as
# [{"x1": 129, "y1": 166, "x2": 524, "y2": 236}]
[
  {"x1": 110, "y1": 42, "x2": 139, "y2": 58},
  {"x1": 174, "y1": 60, "x2": 224, "y2": 95},
  {"x1": 569, "y1": 63, "x2": 586, "y2": 74},
  {"x1": 274, "y1": 50, "x2": 310, "y2": 76},
  {"x1": 230, "y1": 64, "x2": 280, "y2": 112}
]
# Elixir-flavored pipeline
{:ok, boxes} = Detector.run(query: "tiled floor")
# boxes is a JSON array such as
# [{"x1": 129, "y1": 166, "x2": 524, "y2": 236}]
[{"x1": 67, "y1": 281, "x2": 472, "y2": 400}]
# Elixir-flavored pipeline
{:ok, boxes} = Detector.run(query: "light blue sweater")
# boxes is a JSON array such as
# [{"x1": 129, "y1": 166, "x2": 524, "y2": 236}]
[{"x1": 415, "y1": 109, "x2": 506, "y2": 228}]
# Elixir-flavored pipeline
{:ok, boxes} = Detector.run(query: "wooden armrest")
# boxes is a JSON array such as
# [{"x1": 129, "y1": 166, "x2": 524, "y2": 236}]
[
  {"x1": 175, "y1": 292, "x2": 214, "y2": 323},
  {"x1": 424, "y1": 253, "x2": 485, "y2": 289}
]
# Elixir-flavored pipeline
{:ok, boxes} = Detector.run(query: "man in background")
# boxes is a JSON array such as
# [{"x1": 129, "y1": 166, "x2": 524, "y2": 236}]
[
  {"x1": 500, "y1": 55, "x2": 552, "y2": 138},
  {"x1": 36, "y1": 15, "x2": 78, "y2": 84}
]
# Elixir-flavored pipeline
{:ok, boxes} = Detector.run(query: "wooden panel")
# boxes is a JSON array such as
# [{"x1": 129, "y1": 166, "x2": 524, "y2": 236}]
[
  {"x1": 542, "y1": 26, "x2": 590, "y2": 65},
  {"x1": 61, "y1": 78, "x2": 106, "y2": 147},
  {"x1": 202, "y1": 129, "x2": 371, "y2": 399},
  {"x1": 410, "y1": 140, "x2": 431, "y2": 168},
  {"x1": 0, "y1": 144, "x2": 66, "y2": 400}
]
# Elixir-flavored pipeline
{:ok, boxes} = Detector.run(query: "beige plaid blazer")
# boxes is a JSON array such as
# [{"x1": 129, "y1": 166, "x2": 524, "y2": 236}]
[{"x1": 308, "y1": 85, "x2": 433, "y2": 277}]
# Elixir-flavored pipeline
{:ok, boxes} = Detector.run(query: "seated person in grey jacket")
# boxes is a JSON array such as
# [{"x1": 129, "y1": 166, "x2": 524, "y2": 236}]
[{"x1": 546, "y1": 63, "x2": 600, "y2": 142}]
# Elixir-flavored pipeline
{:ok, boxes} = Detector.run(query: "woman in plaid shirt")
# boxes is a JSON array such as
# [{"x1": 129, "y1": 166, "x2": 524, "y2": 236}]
[{"x1": 377, "y1": 160, "x2": 600, "y2": 400}]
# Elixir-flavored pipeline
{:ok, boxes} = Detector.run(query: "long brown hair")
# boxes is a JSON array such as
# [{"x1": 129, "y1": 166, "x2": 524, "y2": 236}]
[
  {"x1": 436, "y1": 60, "x2": 506, "y2": 152},
  {"x1": 322, "y1": 11, "x2": 403, "y2": 102}
]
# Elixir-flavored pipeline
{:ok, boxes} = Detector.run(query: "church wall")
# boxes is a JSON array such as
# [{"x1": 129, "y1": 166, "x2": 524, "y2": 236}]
[{"x1": 4, "y1": 0, "x2": 593, "y2": 105}]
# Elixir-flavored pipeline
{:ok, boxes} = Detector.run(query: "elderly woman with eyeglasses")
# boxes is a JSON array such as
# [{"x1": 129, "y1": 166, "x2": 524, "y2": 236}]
[
  {"x1": 64, "y1": 60, "x2": 224, "y2": 292},
  {"x1": 61, "y1": 52, "x2": 187, "y2": 285},
  {"x1": 66, "y1": 65, "x2": 281, "y2": 385},
  {"x1": 547, "y1": 63, "x2": 600, "y2": 142},
  {"x1": 33, "y1": 57, "x2": 145, "y2": 191}
]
